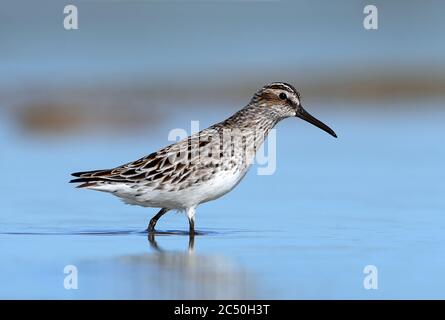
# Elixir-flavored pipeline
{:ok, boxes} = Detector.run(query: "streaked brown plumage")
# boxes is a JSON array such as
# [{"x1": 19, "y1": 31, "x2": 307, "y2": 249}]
[{"x1": 70, "y1": 82, "x2": 337, "y2": 234}]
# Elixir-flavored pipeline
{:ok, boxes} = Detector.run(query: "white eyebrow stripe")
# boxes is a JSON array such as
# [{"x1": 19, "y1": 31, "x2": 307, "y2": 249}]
[
  {"x1": 269, "y1": 83, "x2": 294, "y2": 93},
  {"x1": 282, "y1": 84, "x2": 295, "y2": 92}
]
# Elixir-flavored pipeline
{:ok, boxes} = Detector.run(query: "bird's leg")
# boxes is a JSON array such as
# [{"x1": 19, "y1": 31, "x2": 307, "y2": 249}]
[
  {"x1": 188, "y1": 232, "x2": 195, "y2": 253},
  {"x1": 188, "y1": 216, "x2": 195, "y2": 236},
  {"x1": 147, "y1": 208, "x2": 169, "y2": 232},
  {"x1": 147, "y1": 232, "x2": 161, "y2": 251},
  {"x1": 186, "y1": 207, "x2": 196, "y2": 236}
]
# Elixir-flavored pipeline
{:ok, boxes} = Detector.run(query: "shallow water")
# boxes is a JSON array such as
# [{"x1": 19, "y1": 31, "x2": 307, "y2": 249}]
[{"x1": 1, "y1": 100, "x2": 445, "y2": 299}]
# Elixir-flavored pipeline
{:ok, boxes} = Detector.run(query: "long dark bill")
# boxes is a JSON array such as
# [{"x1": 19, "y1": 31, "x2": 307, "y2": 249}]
[{"x1": 297, "y1": 106, "x2": 337, "y2": 138}]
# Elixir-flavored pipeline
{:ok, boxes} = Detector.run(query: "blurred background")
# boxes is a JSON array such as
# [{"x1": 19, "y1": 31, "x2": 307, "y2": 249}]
[{"x1": 1, "y1": 0, "x2": 444, "y2": 299}]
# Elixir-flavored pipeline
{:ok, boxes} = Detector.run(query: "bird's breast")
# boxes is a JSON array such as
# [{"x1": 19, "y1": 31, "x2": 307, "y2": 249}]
[{"x1": 193, "y1": 162, "x2": 250, "y2": 205}]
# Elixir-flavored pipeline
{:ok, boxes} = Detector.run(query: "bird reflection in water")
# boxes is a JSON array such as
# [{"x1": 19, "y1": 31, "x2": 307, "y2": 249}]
[
  {"x1": 131, "y1": 231, "x2": 258, "y2": 299},
  {"x1": 148, "y1": 231, "x2": 195, "y2": 253}
]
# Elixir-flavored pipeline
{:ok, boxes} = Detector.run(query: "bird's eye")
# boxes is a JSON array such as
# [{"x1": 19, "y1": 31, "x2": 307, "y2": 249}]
[{"x1": 279, "y1": 93, "x2": 287, "y2": 100}]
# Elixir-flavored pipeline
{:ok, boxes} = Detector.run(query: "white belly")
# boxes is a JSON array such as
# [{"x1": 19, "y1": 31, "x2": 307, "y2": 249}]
[
  {"x1": 189, "y1": 165, "x2": 250, "y2": 205},
  {"x1": 97, "y1": 165, "x2": 250, "y2": 210}
]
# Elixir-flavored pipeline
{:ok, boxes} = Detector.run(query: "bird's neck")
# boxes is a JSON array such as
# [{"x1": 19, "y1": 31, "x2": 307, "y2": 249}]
[
  {"x1": 215, "y1": 104, "x2": 281, "y2": 152},
  {"x1": 220, "y1": 104, "x2": 280, "y2": 132}
]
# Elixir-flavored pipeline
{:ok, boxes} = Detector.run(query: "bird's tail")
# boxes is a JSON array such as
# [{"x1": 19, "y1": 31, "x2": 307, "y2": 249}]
[{"x1": 70, "y1": 169, "x2": 114, "y2": 188}]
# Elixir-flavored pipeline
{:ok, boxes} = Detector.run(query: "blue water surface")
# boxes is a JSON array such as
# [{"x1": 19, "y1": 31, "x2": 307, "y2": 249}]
[{"x1": 1, "y1": 100, "x2": 444, "y2": 299}]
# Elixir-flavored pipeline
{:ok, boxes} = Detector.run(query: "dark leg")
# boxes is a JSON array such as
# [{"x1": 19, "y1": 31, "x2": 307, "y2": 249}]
[
  {"x1": 188, "y1": 215, "x2": 195, "y2": 236},
  {"x1": 186, "y1": 207, "x2": 196, "y2": 236},
  {"x1": 147, "y1": 232, "x2": 160, "y2": 251},
  {"x1": 147, "y1": 208, "x2": 169, "y2": 232}
]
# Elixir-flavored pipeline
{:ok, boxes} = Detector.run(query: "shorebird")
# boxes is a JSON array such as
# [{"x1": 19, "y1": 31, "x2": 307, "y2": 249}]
[{"x1": 70, "y1": 82, "x2": 337, "y2": 235}]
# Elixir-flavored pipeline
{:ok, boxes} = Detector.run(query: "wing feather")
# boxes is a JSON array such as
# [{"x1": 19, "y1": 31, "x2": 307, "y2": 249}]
[{"x1": 70, "y1": 128, "x2": 224, "y2": 189}]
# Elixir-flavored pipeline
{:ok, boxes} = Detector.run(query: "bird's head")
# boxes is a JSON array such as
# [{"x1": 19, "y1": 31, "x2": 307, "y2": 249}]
[{"x1": 251, "y1": 82, "x2": 337, "y2": 138}]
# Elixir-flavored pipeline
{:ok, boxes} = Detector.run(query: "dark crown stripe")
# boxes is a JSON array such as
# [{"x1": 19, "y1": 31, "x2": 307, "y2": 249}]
[
  {"x1": 261, "y1": 82, "x2": 301, "y2": 100},
  {"x1": 266, "y1": 82, "x2": 294, "y2": 92}
]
